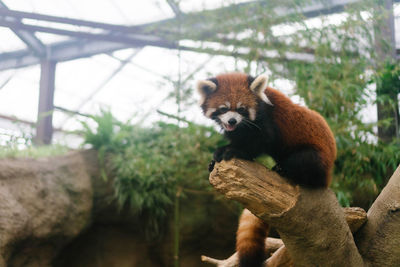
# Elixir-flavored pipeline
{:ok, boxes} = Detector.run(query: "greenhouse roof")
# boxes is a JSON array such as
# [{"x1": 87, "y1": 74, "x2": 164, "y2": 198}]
[{"x1": 0, "y1": 0, "x2": 399, "y2": 146}]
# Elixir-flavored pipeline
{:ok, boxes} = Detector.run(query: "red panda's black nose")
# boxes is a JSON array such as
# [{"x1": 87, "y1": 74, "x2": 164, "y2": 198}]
[{"x1": 228, "y1": 118, "x2": 237, "y2": 126}]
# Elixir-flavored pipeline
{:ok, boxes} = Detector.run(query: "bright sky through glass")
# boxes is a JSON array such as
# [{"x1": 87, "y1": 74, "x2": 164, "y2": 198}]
[{"x1": 0, "y1": 1, "x2": 399, "y2": 147}]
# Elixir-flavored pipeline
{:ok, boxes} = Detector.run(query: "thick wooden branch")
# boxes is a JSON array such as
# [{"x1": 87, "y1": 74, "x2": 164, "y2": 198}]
[
  {"x1": 343, "y1": 207, "x2": 368, "y2": 233},
  {"x1": 201, "y1": 237, "x2": 284, "y2": 266},
  {"x1": 209, "y1": 159, "x2": 365, "y2": 267},
  {"x1": 201, "y1": 207, "x2": 367, "y2": 267},
  {"x1": 266, "y1": 245, "x2": 293, "y2": 267},
  {"x1": 355, "y1": 165, "x2": 400, "y2": 266}
]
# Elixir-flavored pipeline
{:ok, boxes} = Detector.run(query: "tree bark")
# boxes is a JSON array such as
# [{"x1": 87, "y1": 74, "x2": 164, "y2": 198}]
[
  {"x1": 355, "y1": 165, "x2": 400, "y2": 267},
  {"x1": 209, "y1": 159, "x2": 367, "y2": 267},
  {"x1": 208, "y1": 160, "x2": 400, "y2": 267},
  {"x1": 201, "y1": 203, "x2": 367, "y2": 267},
  {"x1": 265, "y1": 245, "x2": 293, "y2": 267},
  {"x1": 201, "y1": 237, "x2": 284, "y2": 267}
]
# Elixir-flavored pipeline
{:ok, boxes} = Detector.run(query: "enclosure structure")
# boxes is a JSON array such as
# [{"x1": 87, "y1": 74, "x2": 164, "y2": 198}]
[
  {"x1": 0, "y1": 0, "x2": 399, "y2": 144},
  {"x1": 0, "y1": 1, "x2": 400, "y2": 267}
]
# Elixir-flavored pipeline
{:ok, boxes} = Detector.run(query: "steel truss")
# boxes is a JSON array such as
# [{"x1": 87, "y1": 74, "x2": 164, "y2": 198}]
[{"x1": 0, "y1": 0, "x2": 397, "y2": 144}]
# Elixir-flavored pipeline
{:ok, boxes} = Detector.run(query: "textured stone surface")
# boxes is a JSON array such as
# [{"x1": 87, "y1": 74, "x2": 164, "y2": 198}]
[
  {"x1": 0, "y1": 150, "x2": 238, "y2": 267},
  {"x1": 0, "y1": 150, "x2": 95, "y2": 267}
]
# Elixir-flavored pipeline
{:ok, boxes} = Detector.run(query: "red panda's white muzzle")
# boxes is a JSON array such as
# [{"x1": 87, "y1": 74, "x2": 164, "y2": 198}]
[{"x1": 219, "y1": 111, "x2": 242, "y2": 131}]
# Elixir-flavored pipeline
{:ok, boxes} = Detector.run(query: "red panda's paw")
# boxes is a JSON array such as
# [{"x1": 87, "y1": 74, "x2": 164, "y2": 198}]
[
  {"x1": 272, "y1": 164, "x2": 284, "y2": 175},
  {"x1": 213, "y1": 146, "x2": 253, "y2": 164},
  {"x1": 216, "y1": 147, "x2": 252, "y2": 162},
  {"x1": 222, "y1": 147, "x2": 245, "y2": 161},
  {"x1": 213, "y1": 146, "x2": 228, "y2": 162},
  {"x1": 208, "y1": 160, "x2": 216, "y2": 172}
]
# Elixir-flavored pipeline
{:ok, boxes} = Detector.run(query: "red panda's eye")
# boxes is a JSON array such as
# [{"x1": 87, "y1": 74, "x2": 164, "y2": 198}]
[
  {"x1": 237, "y1": 107, "x2": 247, "y2": 113},
  {"x1": 219, "y1": 107, "x2": 229, "y2": 113}
]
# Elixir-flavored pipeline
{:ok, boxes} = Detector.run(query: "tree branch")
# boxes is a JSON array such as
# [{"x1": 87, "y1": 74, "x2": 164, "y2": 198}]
[
  {"x1": 201, "y1": 237, "x2": 284, "y2": 267},
  {"x1": 209, "y1": 159, "x2": 365, "y2": 267},
  {"x1": 201, "y1": 207, "x2": 367, "y2": 267},
  {"x1": 355, "y1": 165, "x2": 400, "y2": 266}
]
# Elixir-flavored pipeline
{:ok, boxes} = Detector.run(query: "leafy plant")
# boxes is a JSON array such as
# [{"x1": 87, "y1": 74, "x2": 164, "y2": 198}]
[
  {"x1": 82, "y1": 110, "x2": 225, "y2": 239},
  {"x1": 166, "y1": 0, "x2": 400, "y2": 207},
  {"x1": 0, "y1": 144, "x2": 68, "y2": 159},
  {"x1": 0, "y1": 123, "x2": 68, "y2": 159}
]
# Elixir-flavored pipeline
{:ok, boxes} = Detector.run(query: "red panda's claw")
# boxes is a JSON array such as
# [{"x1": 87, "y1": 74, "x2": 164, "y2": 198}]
[
  {"x1": 272, "y1": 164, "x2": 283, "y2": 174},
  {"x1": 208, "y1": 160, "x2": 216, "y2": 172}
]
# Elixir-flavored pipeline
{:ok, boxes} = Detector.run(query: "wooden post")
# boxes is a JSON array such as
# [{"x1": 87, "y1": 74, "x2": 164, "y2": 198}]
[{"x1": 35, "y1": 60, "x2": 56, "y2": 145}]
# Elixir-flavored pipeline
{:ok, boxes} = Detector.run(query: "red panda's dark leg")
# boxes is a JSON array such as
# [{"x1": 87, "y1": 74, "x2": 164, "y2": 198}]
[
  {"x1": 278, "y1": 148, "x2": 327, "y2": 188},
  {"x1": 213, "y1": 145, "x2": 229, "y2": 162},
  {"x1": 213, "y1": 145, "x2": 253, "y2": 163},
  {"x1": 209, "y1": 145, "x2": 254, "y2": 172},
  {"x1": 236, "y1": 209, "x2": 269, "y2": 267}
]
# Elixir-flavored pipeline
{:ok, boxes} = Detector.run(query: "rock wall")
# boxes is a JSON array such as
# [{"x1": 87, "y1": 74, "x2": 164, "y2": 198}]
[{"x1": 0, "y1": 150, "x2": 237, "y2": 267}]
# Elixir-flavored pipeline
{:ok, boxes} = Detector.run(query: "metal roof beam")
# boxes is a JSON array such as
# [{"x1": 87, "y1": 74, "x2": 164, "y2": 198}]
[
  {"x1": 0, "y1": 19, "x2": 178, "y2": 49},
  {"x1": 34, "y1": 60, "x2": 56, "y2": 145},
  {"x1": 166, "y1": 0, "x2": 183, "y2": 16},
  {"x1": 0, "y1": 38, "x2": 312, "y2": 71},
  {"x1": 0, "y1": 8, "x2": 135, "y2": 33},
  {"x1": 1, "y1": 0, "x2": 399, "y2": 71},
  {"x1": 0, "y1": 1, "x2": 46, "y2": 57},
  {"x1": 0, "y1": 40, "x2": 131, "y2": 70}
]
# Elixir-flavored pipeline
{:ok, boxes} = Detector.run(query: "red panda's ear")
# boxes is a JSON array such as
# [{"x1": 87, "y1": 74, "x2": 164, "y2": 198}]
[
  {"x1": 197, "y1": 79, "x2": 217, "y2": 105},
  {"x1": 250, "y1": 74, "x2": 273, "y2": 105}
]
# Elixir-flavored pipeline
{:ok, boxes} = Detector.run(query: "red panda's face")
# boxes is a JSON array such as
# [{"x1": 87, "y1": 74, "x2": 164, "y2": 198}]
[{"x1": 197, "y1": 73, "x2": 271, "y2": 132}]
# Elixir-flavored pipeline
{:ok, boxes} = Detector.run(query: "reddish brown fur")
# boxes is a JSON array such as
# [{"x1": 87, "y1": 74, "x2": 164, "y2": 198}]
[
  {"x1": 236, "y1": 209, "x2": 269, "y2": 265},
  {"x1": 200, "y1": 73, "x2": 336, "y2": 267},
  {"x1": 265, "y1": 87, "x2": 337, "y2": 185},
  {"x1": 204, "y1": 73, "x2": 258, "y2": 111}
]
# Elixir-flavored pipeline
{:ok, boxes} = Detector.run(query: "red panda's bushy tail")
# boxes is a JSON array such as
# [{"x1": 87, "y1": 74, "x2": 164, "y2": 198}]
[{"x1": 236, "y1": 209, "x2": 269, "y2": 267}]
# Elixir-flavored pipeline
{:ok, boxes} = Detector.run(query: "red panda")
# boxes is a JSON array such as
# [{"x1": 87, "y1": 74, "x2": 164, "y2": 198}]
[{"x1": 197, "y1": 72, "x2": 336, "y2": 267}]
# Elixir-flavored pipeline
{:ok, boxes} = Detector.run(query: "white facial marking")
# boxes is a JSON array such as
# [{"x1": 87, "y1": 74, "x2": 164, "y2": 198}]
[
  {"x1": 218, "y1": 111, "x2": 243, "y2": 131},
  {"x1": 205, "y1": 108, "x2": 216, "y2": 118},
  {"x1": 249, "y1": 108, "x2": 256, "y2": 121},
  {"x1": 219, "y1": 105, "x2": 227, "y2": 109},
  {"x1": 225, "y1": 102, "x2": 231, "y2": 108},
  {"x1": 198, "y1": 96, "x2": 206, "y2": 106},
  {"x1": 196, "y1": 80, "x2": 217, "y2": 105},
  {"x1": 237, "y1": 102, "x2": 243, "y2": 108}
]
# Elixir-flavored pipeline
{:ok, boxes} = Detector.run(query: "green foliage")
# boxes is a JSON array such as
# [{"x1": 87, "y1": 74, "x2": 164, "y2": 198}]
[
  {"x1": 0, "y1": 144, "x2": 69, "y2": 159},
  {"x1": 82, "y1": 1, "x2": 400, "y2": 227},
  {"x1": 291, "y1": 58, "x2": 399, "y2": 208},
  {"x1": 170, "y1": 0, "x2": 400, "y2": 207},
  {"x1": 0, "y1": 128, "x2": 68, "y2": 159},
  {"x1": 280, "y1": 5, "x2": 400, "y2": 207},
  {"x1": 332, "y1": 138, "x2": 400, "y2": 207},
  {"x1": 375, "y1": 62, "x2": 400, "y2": 96},
  {"x1": 82, "y1": 110, "x2": 225, "y2": 239}
]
